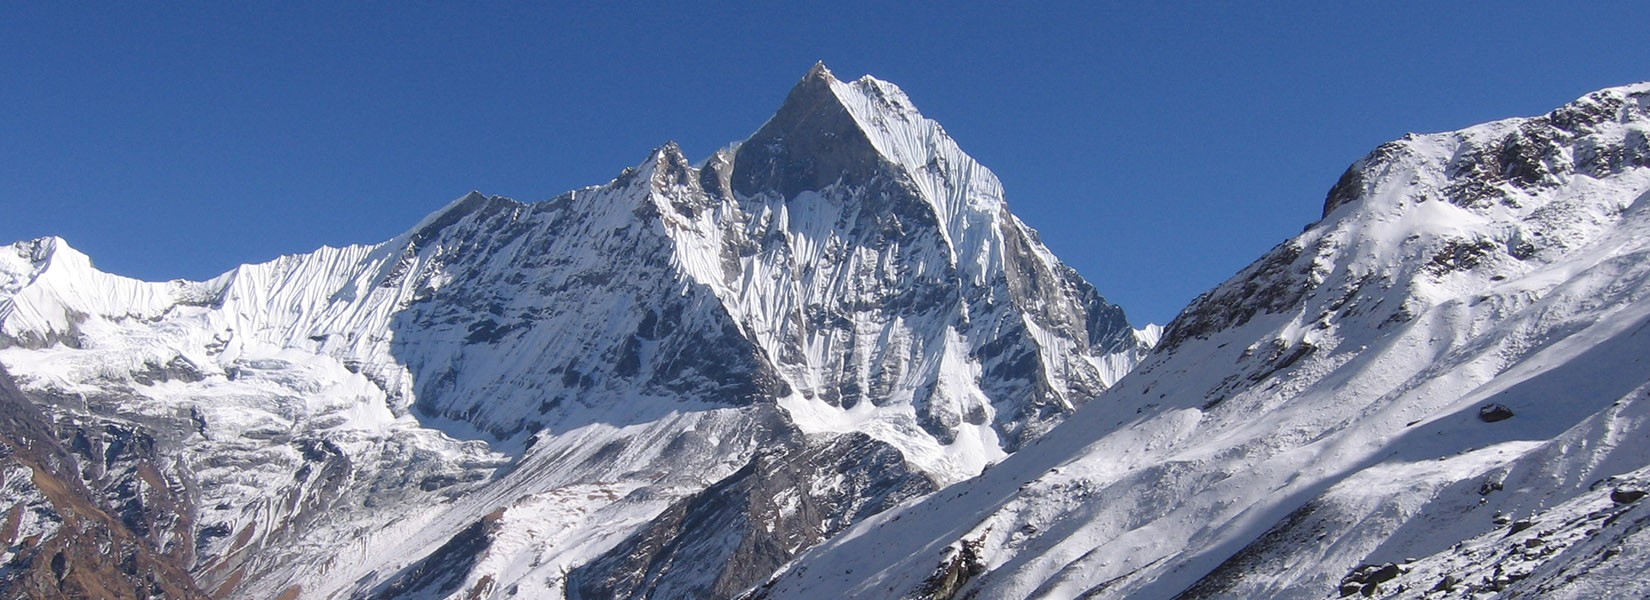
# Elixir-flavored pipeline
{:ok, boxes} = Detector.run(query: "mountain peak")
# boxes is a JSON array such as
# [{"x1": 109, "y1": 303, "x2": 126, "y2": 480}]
[
  {"x1": 729, "y1": 65, "x2": 886, "y2": 199},
  {"x1": 805, "y1": 60, "x2": 834, "y2": 82},
  {"x1": 0, "y1": 66, "x2": 1150, "y2": 598},
  {"x1": 15, "y1": 235, "x2": 88, "y2": 275},
  {"x1": 1320, "y1": 80, "x2": 1650, "y2": 220}
]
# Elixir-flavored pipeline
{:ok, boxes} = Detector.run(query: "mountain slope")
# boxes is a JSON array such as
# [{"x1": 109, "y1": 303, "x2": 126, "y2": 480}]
[
  {"x1": 0, "y1": 366, "x2": 208, "y2": 599},
  {"x1": 0, "y1": 64, "x2": 1147, "y2": 598},
  {"x1": 755, "y1": 82, "x2": 1650, "y2": 599}
]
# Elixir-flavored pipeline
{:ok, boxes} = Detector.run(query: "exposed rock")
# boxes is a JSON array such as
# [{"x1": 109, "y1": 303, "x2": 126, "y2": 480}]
[
  {"x1": 0, "y1": 64, "x2": 1148, "y2": 598},
  {"x1": 569, "y1": 432, "x2": 936, "y2": 600},
  {"x1": 1338, "y1": 562, "x2": 1402, "y2": 597},
  {"x1": 912, "y1": 535, "x2": 987, "y2": 600},
  {"x1": 1430, "y1": 574, "x2": 1458, "y2": 592},
  {"x1": 0, "y1": 369, "x2": 207, "y2": 600},
  {"x1": 1478, "y1": 403, "x2": 1516, "y2": 423},
  {"x1": 369, "y1": 509, "x2": 503, "y2": 599},
  {"x1": 743, "y1": 82, "x2": 1650, "y2": 600},
  {"x1": 1158, "y1": 241, "x2": 1308, "y2": 351},
  {"x1": 1425, "y1": 239, "x2": 1499, "y2": 276},
  {"x1": 732, "y1": 62, "x2": 888, "y2": 200}
]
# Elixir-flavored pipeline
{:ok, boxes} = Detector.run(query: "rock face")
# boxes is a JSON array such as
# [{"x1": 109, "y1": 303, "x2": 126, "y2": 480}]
[
  {"x1": 567, "y1": 432, "x2": 935, "y2": 600},
  {"x1": 0, "y1": 367, "x2": 207, "y2": 599},
  {"x1": 755, "y1": 83, "x2": 1650, "y2": 599},
  {"x1": 0, "y1": 64, "x2": 1147, "y2": 598}
]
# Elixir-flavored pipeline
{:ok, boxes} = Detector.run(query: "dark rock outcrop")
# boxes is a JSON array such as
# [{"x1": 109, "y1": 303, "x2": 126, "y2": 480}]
[
  {"x1": 1611, "y1": 487, "x2": 1646, "y2": 505},
  {"x1": 0, "y1": 369, "x2": 207, "y2": 600},
  {"x1": 569, "y1": 432, "x2": 936, "y2": 600},
  {"x1": 1478, "y1": 403, "x2": 1515, "y2": 423}
]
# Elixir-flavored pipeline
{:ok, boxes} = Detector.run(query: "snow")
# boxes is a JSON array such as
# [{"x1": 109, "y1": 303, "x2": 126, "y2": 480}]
[
  {"x1": 758, "y1": 81, "x2": 1650, "y2": 600},
  {"x1": 0, "y1": 462, "x2": 60, "y2": 566},
  {"x1": 636, "y1": 66, "x2": 1145, "y2": 483},
  {"x1": 0, "y1": 64, "x2": 1148, "y2": 598}
]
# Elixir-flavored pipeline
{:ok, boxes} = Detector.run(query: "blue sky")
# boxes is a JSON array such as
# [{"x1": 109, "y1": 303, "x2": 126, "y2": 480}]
[{"x1": 3, "y1": 3, "x2": 1647, "y2": 324}]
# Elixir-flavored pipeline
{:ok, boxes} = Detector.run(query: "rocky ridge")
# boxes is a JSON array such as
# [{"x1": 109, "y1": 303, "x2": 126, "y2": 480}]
[
  {"x1": 0, "y1": 64, "x2": 1147, "y2": 598},
  {"x1": 754, "y1": 82, "x2": 1650, "y2": 599}
]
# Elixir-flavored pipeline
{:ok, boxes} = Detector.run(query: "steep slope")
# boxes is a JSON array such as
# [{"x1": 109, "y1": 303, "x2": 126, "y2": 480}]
[
  {"x1": 755, "y1": 82, "x2": 1650, "y2": 599},
  {"x1": 0, "y1": 366, "x2": 208, "y2": 599},
  {"x1": 0, "y1": 64, "x2": 1147, "y2": 598},
  {"x1": 566, "y1": 432, "x2": 935, "y2": 600},
  {"x1": 697, "y1": 63, "x2": 1144, "y2": 470}
]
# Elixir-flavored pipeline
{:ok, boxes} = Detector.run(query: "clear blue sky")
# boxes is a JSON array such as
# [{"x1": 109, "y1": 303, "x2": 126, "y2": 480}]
[{"x1": 3, "y1": 3, "x2": 1647, "y2": 324}]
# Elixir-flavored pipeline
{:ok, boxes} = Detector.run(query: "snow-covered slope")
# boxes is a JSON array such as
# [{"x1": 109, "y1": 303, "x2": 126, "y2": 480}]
[
  {"x1": 0, "y1": 64, "x2": 1146, "y2": 599},
  {"x1": 755, "y1": 82, "x2": 1650, "y2": 599}
]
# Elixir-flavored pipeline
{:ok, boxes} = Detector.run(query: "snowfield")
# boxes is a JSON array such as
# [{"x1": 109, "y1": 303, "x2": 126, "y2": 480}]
[
  {"x1": 0, "y1": 64, "x2": 1145, "y2": 599},
  {"x1": 754, "y1": 82, "x2": 1650, "y2": 599},
  {"x1": 6, "y1": 65, "x2": 1647, "y2": 600}
]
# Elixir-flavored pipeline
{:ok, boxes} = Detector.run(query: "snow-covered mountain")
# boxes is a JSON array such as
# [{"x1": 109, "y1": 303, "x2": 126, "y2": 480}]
[
  {"x1": 0, "y1": 63, "x2": 1148, "y2": 599},
  {"x1": 754, "y1": 83, "x2": 1650, "y2": 599}
]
